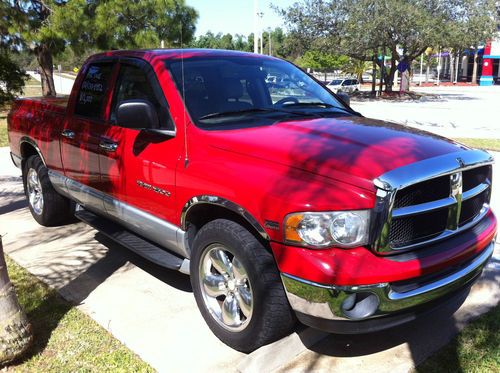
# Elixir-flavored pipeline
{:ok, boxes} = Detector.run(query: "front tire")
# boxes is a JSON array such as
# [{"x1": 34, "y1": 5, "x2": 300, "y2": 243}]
[
  {"x1": 190, "y1": 219, "x2": 295, "y2": 352},
  {"x1": 23, "y1": 155, "x2": 75, "y2": 226}
]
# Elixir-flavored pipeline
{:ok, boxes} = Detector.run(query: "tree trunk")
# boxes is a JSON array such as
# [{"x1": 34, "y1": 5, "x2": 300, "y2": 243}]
[
  {"x1": 449, "y1": 51, "x2": 455, "y2": 84},
  {"x1": 385, "y1": 55, "x2": 398, "y2": 92},
  {"x1": 0, "y1": 237, "x2": 32, "y2": 365},
  {"x1": 425, "y1": 62, "x2": 430, "y2": 83},
  {"x1": 371, "y1": 54, "x2": 376, "y2": 94},
  {"x1": 471, "y1": 50, "x2": 479, "y2": 84},
  {"x1": 35, "y1": 44, "x2": 57, "y2": 97},
  {"x1": 378, "y1": 49, "x2": 384, "y2": 95}
]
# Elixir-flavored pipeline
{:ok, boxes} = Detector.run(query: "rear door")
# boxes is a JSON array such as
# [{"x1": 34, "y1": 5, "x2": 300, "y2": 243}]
[
  {"x1": 99, "y1": 58, "x2": 180, "y2": 223},
  {"x1": 60, "y1": 61, "x2": 116, "y2": 200}
]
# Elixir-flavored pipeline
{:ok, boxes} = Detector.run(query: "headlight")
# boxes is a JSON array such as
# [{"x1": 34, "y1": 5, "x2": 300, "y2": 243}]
[{"x1": 284, "y1": 210, "x2": 370, "y2": 248}]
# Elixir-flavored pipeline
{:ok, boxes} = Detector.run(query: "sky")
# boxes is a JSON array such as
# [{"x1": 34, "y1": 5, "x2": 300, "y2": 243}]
[{"x1": 186, "y1": 0, "x2": 297, "y2": 37}]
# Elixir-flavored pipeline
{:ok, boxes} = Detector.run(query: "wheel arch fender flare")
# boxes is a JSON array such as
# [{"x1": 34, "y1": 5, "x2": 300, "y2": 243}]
[
  {"x1": 180, "y1": 195, "x2": 270, "y2": 241},
  {"x1": 19, "y1": 136, "x2": 46, "y2": 166}
]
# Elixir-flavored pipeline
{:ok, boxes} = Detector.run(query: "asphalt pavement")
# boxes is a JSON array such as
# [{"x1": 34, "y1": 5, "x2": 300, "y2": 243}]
[{"x1": 351, "y1": 85, "x2": 500, "y2": 138}]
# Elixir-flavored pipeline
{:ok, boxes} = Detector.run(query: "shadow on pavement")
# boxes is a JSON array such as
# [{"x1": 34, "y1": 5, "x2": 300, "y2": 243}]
[
  {"x1": 302, "y1": 290, "x2": 466, "y2": 357},
  {"x1": 293, "y1": 253, "x2": 499, "y2": 372},
  {"x1": 53, "y1": 232, "x2": 191, "y2": 306},
  {"x1": 0, "y1": 198, "x2": 27, "y2": 215}
]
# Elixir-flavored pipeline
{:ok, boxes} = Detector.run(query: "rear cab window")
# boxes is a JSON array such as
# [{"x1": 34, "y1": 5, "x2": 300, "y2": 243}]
[{"x1": 74, "y1": 63, "x2": 114, "y2": 119}]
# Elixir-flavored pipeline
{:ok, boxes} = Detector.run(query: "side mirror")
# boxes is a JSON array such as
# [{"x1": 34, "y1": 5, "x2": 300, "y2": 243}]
[
  {"x1": 116, "y1": 99, "x2": 159, "y2": 129},
  {"x1": 337, "y1": 91, "x2": 350, "y2": 107}
]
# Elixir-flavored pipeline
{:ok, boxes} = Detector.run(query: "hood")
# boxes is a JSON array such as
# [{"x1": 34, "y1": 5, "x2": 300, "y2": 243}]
[{"x1": 203, "y1": 116, "x2": 467, "y2": 190}]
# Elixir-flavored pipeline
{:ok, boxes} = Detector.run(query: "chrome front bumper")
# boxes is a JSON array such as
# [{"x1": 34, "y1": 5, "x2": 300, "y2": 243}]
[{"x1": 281, "y1": 241, "x2": 494, "y2": 322}]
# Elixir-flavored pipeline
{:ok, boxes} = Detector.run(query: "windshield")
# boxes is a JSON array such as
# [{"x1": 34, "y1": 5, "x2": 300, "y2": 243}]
[
  {"x1": 329, "y1": 79, "x2": 342, "y2": 85},
  {"x1": 166, "y1": 55, "x2": 351, "y2": 129}
]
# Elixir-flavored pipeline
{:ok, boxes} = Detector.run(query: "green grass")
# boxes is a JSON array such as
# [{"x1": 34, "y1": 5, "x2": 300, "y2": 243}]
[
  {"x1": 416, "y1": 305, "x2": 500, "y2": 373},
  {"x1": 25, "y1": 77, "x2": 41, "y2": 86},
  {"x1": 453, "y1": 138, "x2": 500, "y2": 152},
  {"x1": 22, "y1": 78, "x2": 42, "y2": 97},
  {"x1": 1, "y1": 110, "x2": 8, "y2": 147},
  {"x1": 3, "y1": 256, "x2": 154, "y2": 372}
]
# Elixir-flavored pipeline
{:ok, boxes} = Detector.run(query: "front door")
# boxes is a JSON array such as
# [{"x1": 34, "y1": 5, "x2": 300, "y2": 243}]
[{"x1": 99, "y1": 59, "x2": 181, "y2": 223}]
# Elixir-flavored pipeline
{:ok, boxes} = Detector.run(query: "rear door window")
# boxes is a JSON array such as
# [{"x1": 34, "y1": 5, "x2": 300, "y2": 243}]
[{"x1": 74, "y1": 63, "x2": 114, "y2": 119}]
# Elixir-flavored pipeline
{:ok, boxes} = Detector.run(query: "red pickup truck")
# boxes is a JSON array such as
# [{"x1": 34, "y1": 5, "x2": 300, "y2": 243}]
[{"x1": 8, "y1": 49, "x2": 496, "y2": 352}]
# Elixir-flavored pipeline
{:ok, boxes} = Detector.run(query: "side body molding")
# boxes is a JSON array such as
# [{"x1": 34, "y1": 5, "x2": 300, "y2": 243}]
[
  {"x1": 181, "y1": 195, "x2": 270, "y2": 241},
  {"x1": 48, "y1": 170, "x2": 190, "y2": 259}
]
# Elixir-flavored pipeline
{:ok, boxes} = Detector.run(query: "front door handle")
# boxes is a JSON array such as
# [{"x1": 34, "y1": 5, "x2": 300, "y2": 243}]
[
  {"x1": 61, "y1": 129, "x2": 75, "y2": 139},
  {"x1": 99, "y1": 140, "x2": 118, "y2": 152}
]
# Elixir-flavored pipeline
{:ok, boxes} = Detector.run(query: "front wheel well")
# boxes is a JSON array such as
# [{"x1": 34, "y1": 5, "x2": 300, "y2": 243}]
[
  {"x1": 184, "y1": 204, "x2": 271, "y2": 253},
  {"x1": 20, "y1": 141, "x2": 42, "y2": 166}
]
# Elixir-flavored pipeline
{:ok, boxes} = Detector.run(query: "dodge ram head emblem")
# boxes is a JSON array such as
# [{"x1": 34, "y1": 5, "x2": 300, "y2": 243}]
[
  {"x1": 450, "y1": 172, "x2": 463, "y2": 198},
  {"x1": 456, "y1": 157, "x2": 466, "y2": 168},
  {"x1": 448, "y1": 171, "x2": 463, "y2": 230}
]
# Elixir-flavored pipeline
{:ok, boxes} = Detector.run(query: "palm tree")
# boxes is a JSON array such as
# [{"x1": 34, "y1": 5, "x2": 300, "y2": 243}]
[
  {"x1": 0, "y1": 236, "x2": 32, "y2": 365},
  {"x1": 341, "y1": 58, "x2": 372, "y2": 83}
]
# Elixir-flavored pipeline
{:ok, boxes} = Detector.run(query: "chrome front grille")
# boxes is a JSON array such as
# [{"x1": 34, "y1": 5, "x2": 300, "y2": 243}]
[
  {"x1": 372, "y1": 150, "x2": 494, "y2": 254},
  {"x1": 389, "y1": 208, "x2": 449, "y2": 248}
]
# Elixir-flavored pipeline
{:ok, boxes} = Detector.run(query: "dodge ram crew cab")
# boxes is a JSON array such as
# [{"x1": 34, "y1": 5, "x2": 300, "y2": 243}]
[{"x1": 7, "y1": 49, "x2": 496, "y2": 352}]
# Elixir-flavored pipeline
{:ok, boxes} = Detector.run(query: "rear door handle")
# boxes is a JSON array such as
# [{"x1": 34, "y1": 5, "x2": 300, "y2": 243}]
[
  {"x1": 99, "y1": 140, "x2": 118, "y2": 152},
  {"x1": 61, "y1": 129, "x2": 75, "y2": 139}
]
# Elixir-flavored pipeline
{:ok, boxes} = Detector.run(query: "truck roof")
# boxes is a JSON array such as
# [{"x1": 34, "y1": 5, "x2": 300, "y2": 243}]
[{"x1": 88, "y1": 48, "x2": 278, "y2": 62}]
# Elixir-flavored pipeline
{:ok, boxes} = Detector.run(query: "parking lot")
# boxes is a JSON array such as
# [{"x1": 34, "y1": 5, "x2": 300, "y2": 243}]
[{"x1": 351, "y1": 85, "x2": 500, "y2": 138}]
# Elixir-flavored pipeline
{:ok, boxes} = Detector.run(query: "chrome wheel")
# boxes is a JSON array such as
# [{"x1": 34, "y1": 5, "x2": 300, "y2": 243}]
[
  {"x1": 27, "y1": 168, "x2": 44, "y2": 215},
  {"x1": 199, "y1": 244, "x2": 253, "y2": 331}
]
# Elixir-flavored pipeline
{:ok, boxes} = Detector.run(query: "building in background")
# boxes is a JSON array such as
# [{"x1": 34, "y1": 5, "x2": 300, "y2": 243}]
[{"x1": 479, "y1": 37, "x2": 500, "y2": 86}]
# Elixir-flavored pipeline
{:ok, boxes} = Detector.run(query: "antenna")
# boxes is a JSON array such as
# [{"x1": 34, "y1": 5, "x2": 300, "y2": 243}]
[{"x1": 180, "y1": 22, "x2": 188, "y2": 168}]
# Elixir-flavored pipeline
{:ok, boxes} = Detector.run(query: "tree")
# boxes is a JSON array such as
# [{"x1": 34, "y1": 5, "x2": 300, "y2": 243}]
[
  {"x1": 277, "y1": 0, "x2": 499, "y2": 91},
  {"x1": 4, "y1": 1, "x2": 65, "y2": 96},
  {"x1": 189, "y1": 28, "x2": 296, "y2": 59},
  {"x1": 0, "y1": 52, "x2": 28, "y2": 106},
  {"x1": 5, "y1": 0, "x2": 198, "y2": 97},
  {"x1": 296, "y1": 50, "x2": 348, "y2": 80},
  {"x1": 259, "y1": 28, "x2": 294, "y2": 58},
  {"x1": 0, "y1": 236, "x2": 32, "y2": 364},
  {"x1": 92, "y1": 0, "x2": 198, "y2": 50},
  {"x1": 0, "y1": 2, "x2": 28, "y2": 105},
  {"x1": 341, "y1": 58, "x2": 372, "y2": 83}
]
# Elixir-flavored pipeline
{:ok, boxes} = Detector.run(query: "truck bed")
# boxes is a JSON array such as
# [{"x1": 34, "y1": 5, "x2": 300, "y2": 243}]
[
  {"x1": 15, "y1": 95, "x2": 70, "y2": 112},
  {"x1": 8, "y1": 96, "x2": 70, "y2": 173}
]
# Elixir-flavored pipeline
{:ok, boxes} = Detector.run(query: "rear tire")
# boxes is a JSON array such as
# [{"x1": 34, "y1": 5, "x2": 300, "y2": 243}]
[
  {"x1": 23, "y1": 155, "x2": 75, "y2": 226},
  {"x1": 190, "y1": 219, "x2": 296, "y2": 352}
]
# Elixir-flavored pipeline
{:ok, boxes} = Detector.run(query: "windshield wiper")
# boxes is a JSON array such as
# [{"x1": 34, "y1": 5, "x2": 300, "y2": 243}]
[
  {"x1": 282, "y1": 102, "x2": 356, "y2": 116},
  {"x1": 198, "y1": 107, "x2": 318, "y2": 120},
  {"x1": 198, "y1": 108, "x2": 277, "y2": 120},
  {"x1": 283, "y1": 102, "x2": 335, "y2": 108}
]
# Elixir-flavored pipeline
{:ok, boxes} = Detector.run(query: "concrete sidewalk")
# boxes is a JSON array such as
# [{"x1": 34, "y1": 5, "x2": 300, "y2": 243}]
[
  {"x1": 0, "y1": 145, "x2": 498, "y2": 373},
  {"x1": 0, "y1": 149, "x2": 245, "y2": 372}
]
